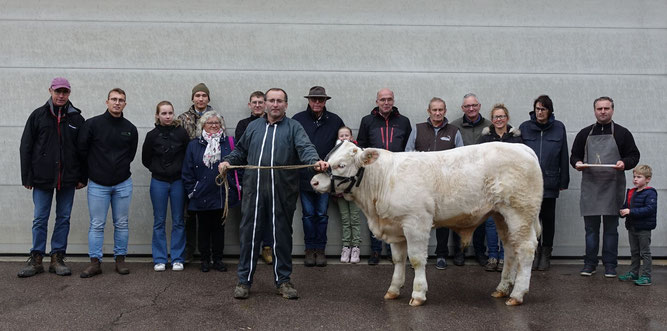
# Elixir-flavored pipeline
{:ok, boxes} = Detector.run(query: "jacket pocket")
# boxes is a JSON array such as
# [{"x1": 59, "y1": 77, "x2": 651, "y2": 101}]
[{"x1": 542, "y1": 170, "x2": 560, "y2": 191}]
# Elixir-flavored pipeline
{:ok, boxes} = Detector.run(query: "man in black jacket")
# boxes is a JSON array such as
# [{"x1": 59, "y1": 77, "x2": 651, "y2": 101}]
[
  {"x1": 18, "y1": 77, "x2": 85, "y2": 278},
  {"x1": 571, "y1": 96, "x2": 640, "y2": 278},
  {"x1": 357, "y1": 88, "x2": 411, "y2": 265},
  {"x1": 78, "y1": 88, "x2": 138, "y2": 278},
  {"x1": 292, "y1": 86, "x2": 344, "y2": 267}
]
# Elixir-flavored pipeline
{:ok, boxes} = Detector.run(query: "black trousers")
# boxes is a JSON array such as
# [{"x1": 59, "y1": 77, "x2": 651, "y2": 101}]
[{"x1": 194, "y1": 209, "x2": 224, "y2": 262}]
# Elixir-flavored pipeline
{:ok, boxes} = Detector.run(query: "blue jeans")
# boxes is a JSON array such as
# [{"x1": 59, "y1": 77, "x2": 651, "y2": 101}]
[
  {"x1": 31, "y1": 187, "x2": 75, "y2": 254},
  {"x1": 300, "y1": 191, "x2": 329, "y2": 250},
  {"x1": 583, "y1": 215, "x2": 618, "y2": 268},
  {"x1": 149, "y1": 178, "x2": 186, "y2": 264},
  {"x1": 87, "y1": 179, "x2": 133, "y2": 260},
  {"x1": 485, "y1": 217, "x2": 504, "y2": 259}
]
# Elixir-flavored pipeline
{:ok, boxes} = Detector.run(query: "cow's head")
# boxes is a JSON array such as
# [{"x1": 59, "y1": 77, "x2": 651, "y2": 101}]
[{"x1": 311, "y1": 141, "x2": 380, "y2": 196}]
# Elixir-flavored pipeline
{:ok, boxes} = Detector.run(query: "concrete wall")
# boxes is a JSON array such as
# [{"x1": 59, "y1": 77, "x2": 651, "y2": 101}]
[{"x1": 1, "y1": 0, "x2": 665, "y2": 256}]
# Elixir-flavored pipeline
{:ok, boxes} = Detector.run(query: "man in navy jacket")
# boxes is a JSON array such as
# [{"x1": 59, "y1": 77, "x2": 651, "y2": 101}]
[{"x1": 292, "y1": 86, "x2": 344, "y2": 267}]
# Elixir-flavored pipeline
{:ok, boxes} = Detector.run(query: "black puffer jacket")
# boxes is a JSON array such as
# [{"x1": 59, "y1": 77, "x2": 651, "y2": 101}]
[
  {"x1": 477, "y1": 125, "x2": 523, "y2": 144},
  {"x1": 20, "y1": 99, "x2": 85, "y2": 190},
  {"x1": 142, "y1": 124, "x2": 190, "y2": 182}
]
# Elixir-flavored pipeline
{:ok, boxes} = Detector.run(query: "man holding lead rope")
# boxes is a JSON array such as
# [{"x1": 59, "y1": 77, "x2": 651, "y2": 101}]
[{"x1": 219, "y1": 88, "x2": 328, "y2": 300}]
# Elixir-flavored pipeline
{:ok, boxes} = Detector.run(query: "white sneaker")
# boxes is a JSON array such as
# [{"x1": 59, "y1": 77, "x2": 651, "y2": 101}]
[
  {"x1": 340, "y1": 246, "x2": 351, "y2": 263},
  {"x1": 350, "y1": 246, "x2": 361, "y2": 264},
  {"x1": 172, "y1": 262, "x2": 184, "y2": 271},
  {"x1": 154, "y1": 263, "x2": 166, "y2": 272}
]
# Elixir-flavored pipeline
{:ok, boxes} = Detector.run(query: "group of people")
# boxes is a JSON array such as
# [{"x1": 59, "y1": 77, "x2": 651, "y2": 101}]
[{"x1": 18, "y1": 77, "x2": 657, "y2": 302}]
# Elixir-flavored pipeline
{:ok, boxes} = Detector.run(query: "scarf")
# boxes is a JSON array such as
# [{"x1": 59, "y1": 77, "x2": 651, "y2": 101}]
[{"x1": 202, "y1": 131, "x2": 223, "y2": 168}]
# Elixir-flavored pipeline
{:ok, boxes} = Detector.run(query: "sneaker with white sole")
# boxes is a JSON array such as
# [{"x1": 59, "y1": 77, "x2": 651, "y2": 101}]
[
  {"x1": 172, "y1": 262, "x2": 184, "y2": 271},
  {"x1": 340, "y1": 246, "x2": 351, "y2": 263},
  {"x1": 154, "y1": 263, "x2": 166, "y2": 272},
  {"x1": 350, "y1": 246, "x2": 361, "y2": 264}
]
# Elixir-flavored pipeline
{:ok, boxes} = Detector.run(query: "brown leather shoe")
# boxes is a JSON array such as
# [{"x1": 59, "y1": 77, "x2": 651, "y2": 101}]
[
  {"x1": 17, "y1": 251, "x2": 44, "y2": 278},
  {"x1": 261, "y1": 246, "x2": 273, "y2": 265},
  {"x1": 80, "y1": 258, "x2": 102, "y2": 278},
  {"x1": 49, "y1": 251, "x2": 72, "y2": 276},
  {"x1": 115, "y1": 255, "x2": 130, "y2": 275}
]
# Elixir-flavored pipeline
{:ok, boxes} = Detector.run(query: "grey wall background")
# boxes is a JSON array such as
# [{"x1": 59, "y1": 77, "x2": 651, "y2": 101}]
[{"x1": 1, "y1": 0, "x2": 665, "y2": 257}]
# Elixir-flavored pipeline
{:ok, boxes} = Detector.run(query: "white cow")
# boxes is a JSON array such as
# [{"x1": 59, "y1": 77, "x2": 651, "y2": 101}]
[{"x1": 311, "y1": 141, "x2": 543, "y2": 306}]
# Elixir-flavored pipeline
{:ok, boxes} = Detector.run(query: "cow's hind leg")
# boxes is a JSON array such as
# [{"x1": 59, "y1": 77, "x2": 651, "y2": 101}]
[
  {"x1": 402, "y1": 220, "x2": 430, "y2": 306},
  {"x1": 492, "y1": 214, "x2": 513, "y2": 298},
  {"x1": 504, "y1": 212, "x2": 538, "y2": 306},
  {"x1": 385, "y1": 240, "x2": 407, "y2": 300}
]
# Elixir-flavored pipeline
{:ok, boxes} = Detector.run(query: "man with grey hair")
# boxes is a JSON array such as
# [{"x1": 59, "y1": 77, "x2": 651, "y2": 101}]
[
  {"x1": 19, "y1": 77, "x2": 86, "y2": 278},
  {"x1": 406, "y1": 97, "x2": 463, "y2": 270},
  {"x1": 450, "y1": 93, "x2": 492, "y2": 267}
]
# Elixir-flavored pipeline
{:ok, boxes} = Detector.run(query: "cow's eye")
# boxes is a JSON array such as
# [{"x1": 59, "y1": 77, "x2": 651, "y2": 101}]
[{"x1": 337, "y1": 163, "x2": 345, "y2": 169}]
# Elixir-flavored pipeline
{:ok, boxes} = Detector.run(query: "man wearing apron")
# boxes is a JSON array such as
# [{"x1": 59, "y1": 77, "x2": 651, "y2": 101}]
[{"x1": 570, "y1": 96, "x2": 640, "y2": 278}]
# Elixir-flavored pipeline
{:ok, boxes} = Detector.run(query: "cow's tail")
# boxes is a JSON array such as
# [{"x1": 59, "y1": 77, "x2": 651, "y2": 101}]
[{"x1": 533, "y1": 212, "x2": 542, "y2": 241}]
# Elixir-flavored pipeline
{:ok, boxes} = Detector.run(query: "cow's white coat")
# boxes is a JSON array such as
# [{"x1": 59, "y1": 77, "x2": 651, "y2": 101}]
[{"x1": 311, "y1": 141, "x2": 543, "y2": 306}]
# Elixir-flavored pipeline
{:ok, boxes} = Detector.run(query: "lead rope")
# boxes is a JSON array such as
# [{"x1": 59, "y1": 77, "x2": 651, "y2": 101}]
[{"x1": 215, "y1": 163, "x2": 319, "y2": 222}]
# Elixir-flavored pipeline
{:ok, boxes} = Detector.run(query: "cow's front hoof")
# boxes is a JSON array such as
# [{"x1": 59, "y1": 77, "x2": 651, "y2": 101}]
[
  {"x1": 491, "y1": 290, "x2": 508, "y2": 298},
  {"x1": 409, "y1": 297, "x2": 425, "y2": 306},
  {"x1": 384, "y1": 291, "x2": 399, "y2": 300},
  {"x1": 505, "y1": 298, "x2": 523, "y2": 306}
]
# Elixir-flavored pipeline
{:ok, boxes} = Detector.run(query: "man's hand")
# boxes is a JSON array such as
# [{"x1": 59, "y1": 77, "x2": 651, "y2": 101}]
[
  {"x1": 619, "y1": 208, "x2": 630, "y2": 217},
  {"x1": 575, "y1": 161, "x2": 585, "y2": 171},
  {"x1": 314, "y1": 160, "x2": 329, "y2": 172},
  {"x1": 218, "y1": 161, "x2": 230, "y2": 174},
  {"x1": 76, "y1": 182, "x2": 86, "y2": 189},
  {"x1": 23, "y1": 185, "x2": 32, "y2": 190},
  {"x1": 613, "y1": 160, "x2": 625, "y2": 170}
]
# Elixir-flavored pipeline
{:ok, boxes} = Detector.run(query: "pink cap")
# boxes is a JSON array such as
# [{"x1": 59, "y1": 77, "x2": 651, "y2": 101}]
[{"x1": 50, "y1": 77, "x2": 71, "y2": 90}]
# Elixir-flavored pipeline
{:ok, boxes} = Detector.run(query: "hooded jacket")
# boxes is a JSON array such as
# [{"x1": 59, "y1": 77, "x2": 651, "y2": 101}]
[
  {"x1": 478, "y1": 124, "x2": 523, "y2": 144},
  {"x1": 519, "y1": 111, "x2": 570, "y2": 198},
  {"x1": 20, "y1": 99, "x2": 85, "y2": 190},
  {"x1": 357, "y1": 106, "x2": 411, "y2": 152}
]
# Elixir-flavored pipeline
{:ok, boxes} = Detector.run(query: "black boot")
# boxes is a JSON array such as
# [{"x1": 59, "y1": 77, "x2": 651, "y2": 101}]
[
  {"x1": 538, "y1": 246, "x2": 552, "y2": 271},
  {"x1": 532, "y1": 246, "x2": 542, "y2": 271}
]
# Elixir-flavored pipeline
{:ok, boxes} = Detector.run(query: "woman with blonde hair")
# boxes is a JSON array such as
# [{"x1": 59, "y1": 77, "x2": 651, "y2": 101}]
[{"x1": 142, "y1": 101, "x2": 190, "y2": 271}]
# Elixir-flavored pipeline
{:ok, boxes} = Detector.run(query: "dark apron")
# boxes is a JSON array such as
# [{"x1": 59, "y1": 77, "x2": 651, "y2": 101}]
[{"x1": 580, "y1": 123, "x2": 626, "y2": 216}]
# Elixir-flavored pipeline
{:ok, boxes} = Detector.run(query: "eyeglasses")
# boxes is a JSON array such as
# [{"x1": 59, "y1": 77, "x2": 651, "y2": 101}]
[
  {"x1": 205, "y1": 121, "x2": 221, "y2": 126},
  {"x1": 535, "y1": 107, "x2": 549, "y2": 113},
  {"x1": 250, "y1": 101, "x2": 264, "y2": 105},
  {"x1": 462, "y1": 104, "x2": 480, "y2": 109},
  {"x1": 309, "y1": 97, "x2": 327, "y2": 103},
  {"x1": 378, "y1": 98, "x2": 393, "y2": 103},
  {"x1": 492, "y1": 115, "x2": 508, "y2": 120},
  {"x1": 109, "y1": 97, "x2": 126, "y2": 104}
]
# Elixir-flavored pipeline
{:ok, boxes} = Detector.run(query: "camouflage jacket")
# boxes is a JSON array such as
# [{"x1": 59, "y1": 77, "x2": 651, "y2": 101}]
[{"x1": 177, "y1": 105, "x2": 215, "y2": 139}]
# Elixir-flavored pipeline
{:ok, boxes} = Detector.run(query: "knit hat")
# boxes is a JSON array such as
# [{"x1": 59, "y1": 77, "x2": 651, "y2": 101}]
[{"x1": 191, "y1": 83, "x2": 210, "y2": 100}]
